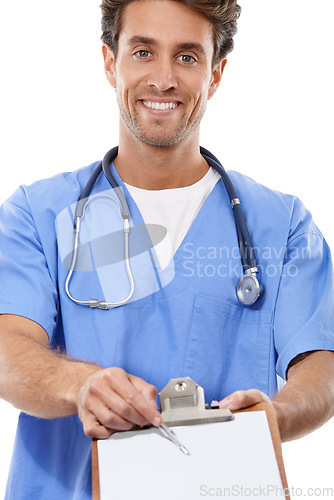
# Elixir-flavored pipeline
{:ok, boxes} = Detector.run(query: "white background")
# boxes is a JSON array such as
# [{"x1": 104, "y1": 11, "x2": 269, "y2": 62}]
[{"x1": 0, "y1": 0, "x2": 333, "y2": 498}]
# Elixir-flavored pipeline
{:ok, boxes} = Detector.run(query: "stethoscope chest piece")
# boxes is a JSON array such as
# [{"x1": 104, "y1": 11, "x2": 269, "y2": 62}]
[{"x1": 236, "y1": 268, "x2": 262, "y2": 306}]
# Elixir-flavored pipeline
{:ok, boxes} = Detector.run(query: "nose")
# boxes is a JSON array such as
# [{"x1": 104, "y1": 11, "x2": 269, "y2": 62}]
[{"x1": 147, "y1": 57, "x2": 177, "y2": 92}]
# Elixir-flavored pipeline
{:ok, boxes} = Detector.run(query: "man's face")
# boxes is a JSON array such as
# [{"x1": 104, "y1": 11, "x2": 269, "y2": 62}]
[{"x1": 103, "y1": 0, "x2": 225, "y2": 148}]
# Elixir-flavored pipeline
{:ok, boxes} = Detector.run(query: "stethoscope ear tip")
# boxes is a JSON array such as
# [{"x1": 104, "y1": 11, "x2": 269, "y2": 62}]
[{"x1": 236, "y1": 273, "x2": 263, "y2": 306}]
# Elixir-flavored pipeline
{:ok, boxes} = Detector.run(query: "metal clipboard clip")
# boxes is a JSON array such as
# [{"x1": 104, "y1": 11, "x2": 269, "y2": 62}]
[{"x1": 159, "y1": 377, "x2": 234, "y2": 427}]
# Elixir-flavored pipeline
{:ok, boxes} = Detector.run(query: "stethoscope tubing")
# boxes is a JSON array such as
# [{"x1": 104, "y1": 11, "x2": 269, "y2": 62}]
[
  {"x1": 66, "y1": 146, "x2": 263, "y2": 308},
  {"x1": 200, "y1": 147, "x2": 257, "y2": 271},
  {"x1": 68, "y1": 191, "x2": 135, "y2": 309}
]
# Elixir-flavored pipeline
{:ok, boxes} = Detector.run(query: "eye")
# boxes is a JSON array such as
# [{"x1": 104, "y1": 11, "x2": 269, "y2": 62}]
[
  {"x1": 134, "y1": 50, "x2": 152, "y2": 59},
  {"x1": 177, "y1": 54, "x2": 196, "y2": 64}
]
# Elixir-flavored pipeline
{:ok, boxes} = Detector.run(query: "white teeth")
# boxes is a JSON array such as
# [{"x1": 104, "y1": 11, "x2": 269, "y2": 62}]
[{"x1": 142, "y1": 101, "x2": 178, "y2": 110}]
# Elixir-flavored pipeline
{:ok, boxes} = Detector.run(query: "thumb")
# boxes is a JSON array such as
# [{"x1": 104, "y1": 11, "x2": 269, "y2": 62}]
[{"x1": 219, "y1": 389, "x2": 268, "y2": 411}]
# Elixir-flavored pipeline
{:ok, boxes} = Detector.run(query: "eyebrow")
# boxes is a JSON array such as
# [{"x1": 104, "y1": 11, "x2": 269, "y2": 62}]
[
  {"x1": 127, "y1": 36, "x2": 156, "y2": 46},
  {"x1": 175, "y1": 43, "x2": 206, "y2": 56},
  {"x1": 127, "y1": 36, "x2": 206, "y2": 56}
]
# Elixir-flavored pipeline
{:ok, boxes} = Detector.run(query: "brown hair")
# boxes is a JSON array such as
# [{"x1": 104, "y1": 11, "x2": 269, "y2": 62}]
[{"x1": 100, "y1": 0, "x2": 241, "y2": 66}]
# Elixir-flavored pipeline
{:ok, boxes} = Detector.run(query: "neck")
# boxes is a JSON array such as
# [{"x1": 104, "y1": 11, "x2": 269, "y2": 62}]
[{"x1": 114, "y1": 126, "x2": 209, "y2": 190}]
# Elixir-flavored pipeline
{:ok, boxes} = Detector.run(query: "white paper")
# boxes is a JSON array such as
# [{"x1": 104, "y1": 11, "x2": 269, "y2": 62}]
[{"x1": 97, "y1": 411, "x2": 286, "y2": 499}]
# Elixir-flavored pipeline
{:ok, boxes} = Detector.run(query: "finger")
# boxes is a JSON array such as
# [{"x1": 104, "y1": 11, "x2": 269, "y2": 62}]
[
  {"x1": 110, "y1": 371, "x2": 162, "y2": 426},
  {"x1": 78, "y1": 396, "x2": 130, "y2": 437},
  {"x1": 97, "y1": 369, "x2": 162, "y2": 427},
  {"x1": 83, "y1": 397, "x2": 136, "y2": 432},
  {"x1": 78, "y1": 373, "x2": 141, "y2": 429},
  {"x1": 219, "y1": 389, "x2": 267, "y2": 410},
  {"x1": 90, "y1": 384, "x2": 154, "y2": 428},
  {"x1": 84, "y1": 376, "x2": 149, "y2": 428},
  {"x1": 130, "y1": 374, "x2": 158, "y2": 404},
  {"x1": 79, "y1": 368, "x2": 162, "y2": 429},
  {"x1": 81, "y1": 410, "x2": 116, "y2": 439},
  {"x1": 129, "y1": 375, "x2": 161, "y2": 416}
]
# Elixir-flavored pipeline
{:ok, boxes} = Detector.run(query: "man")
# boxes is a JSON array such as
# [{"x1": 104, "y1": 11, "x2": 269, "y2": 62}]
[{"x1": 0, "y1": 0, "x2": 334, "y2": 498}]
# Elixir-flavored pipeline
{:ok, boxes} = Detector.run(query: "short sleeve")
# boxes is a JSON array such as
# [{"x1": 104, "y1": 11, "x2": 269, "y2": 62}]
[
  {"x1": 0, "y1": 187, "x2": 58, "y2": 340},
  {"x1": 274, "y1": 198, "x2": 334, "y2": 379}
]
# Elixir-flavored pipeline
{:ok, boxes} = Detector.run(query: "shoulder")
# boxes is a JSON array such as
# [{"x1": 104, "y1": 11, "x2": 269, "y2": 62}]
[
  {"x1": 227, "y1": 170, "x2": 295, "y2": 210},
  {"x1": 3, "y1": 161, "x2": 100, "y2": 218},
  {"x1": 227, "y1": 170, "x2": 322, "y2": 240},
  {"x1": 0, "y1": 162, "x2": 103, "y2": 255}
]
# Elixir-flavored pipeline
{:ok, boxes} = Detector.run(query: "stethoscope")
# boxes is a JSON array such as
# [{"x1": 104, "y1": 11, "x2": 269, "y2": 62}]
[{"x1": 65, "y1": 146, "x2": 263, "y2": 309}]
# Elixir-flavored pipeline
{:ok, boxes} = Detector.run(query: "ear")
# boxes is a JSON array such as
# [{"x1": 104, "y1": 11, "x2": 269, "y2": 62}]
[
  {"x1": 208, "y1": 58, "x2": 227, "y2": 100},
  {"x1": 102, "y1": 43, "x2": 116, "y2": 88}
]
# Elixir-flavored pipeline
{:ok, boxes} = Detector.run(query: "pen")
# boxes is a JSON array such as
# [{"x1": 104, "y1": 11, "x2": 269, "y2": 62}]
[{"x1": 159, "y1": 423, "x2": 190, "y2": 456}]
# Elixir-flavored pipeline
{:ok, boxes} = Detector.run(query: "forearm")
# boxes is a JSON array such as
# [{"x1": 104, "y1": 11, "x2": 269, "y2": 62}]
[
  {"x1": 219, "y1": 351, "x2": 334, "y2": 442},
  {"x1": 273, "y1": 351, "x2": 334, "y2": 442},
  {"x1": 0, "y1": 315, "x2": 162, "y2": 438},
  {"x1": 0, "y1": 319, "x2": 101, "y2": 419}
]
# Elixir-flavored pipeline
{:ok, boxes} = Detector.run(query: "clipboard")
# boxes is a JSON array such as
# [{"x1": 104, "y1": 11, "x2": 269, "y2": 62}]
[{"x1": 92, "y1": 378, "x2": 290, "y2": 500}]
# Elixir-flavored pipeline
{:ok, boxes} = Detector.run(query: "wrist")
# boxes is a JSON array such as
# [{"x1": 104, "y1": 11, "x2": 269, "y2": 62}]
[
  {"x1": 63, "y1": 362, "x2": 102, "y2": 415},
  {"x1": 272, "y1": 399, "x2": 293, "y2": 442}
]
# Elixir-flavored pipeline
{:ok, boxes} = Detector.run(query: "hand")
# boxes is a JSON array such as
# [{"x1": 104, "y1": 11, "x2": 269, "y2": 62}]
[
  {"x1": 77, "y1": 367, "x2": 162, "y2": 439},
  {"x1": 219, "y1": 389, "x2": 273, "y2": 412}
]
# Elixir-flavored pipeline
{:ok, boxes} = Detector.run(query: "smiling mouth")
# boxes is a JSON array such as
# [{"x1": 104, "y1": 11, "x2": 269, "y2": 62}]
[{"x1": 142, "y1": 100, "x2": 179, "y2": 110}]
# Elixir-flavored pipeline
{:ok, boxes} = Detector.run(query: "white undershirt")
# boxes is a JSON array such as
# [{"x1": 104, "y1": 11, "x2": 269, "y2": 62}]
[{"x1": 125, "y1": 167, "x2": 220, "y2": 270}]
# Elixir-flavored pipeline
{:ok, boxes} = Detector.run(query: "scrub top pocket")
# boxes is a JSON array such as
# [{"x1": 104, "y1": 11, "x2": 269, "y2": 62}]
[{"x1": 183, "y1": 294, "x2": 273, "y2": 403}]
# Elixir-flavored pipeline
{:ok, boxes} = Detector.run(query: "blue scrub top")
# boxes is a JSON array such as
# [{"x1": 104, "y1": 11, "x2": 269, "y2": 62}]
[{"x1": 1, "y1": 158, "x2": 334, "y2": 499}]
